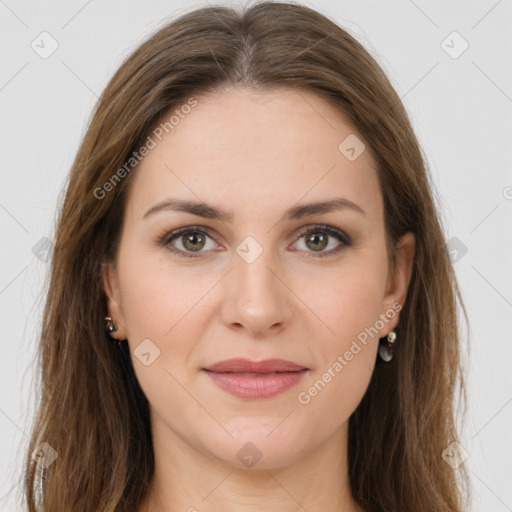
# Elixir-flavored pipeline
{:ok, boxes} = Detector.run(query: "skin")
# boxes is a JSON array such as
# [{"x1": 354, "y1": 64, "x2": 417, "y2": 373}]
[{"x1": 102, "y1": 86, "x2": 415, "y2": 512}]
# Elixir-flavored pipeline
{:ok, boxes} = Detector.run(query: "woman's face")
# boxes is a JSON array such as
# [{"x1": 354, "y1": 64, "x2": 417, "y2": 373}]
[{"x1": 103, "y1": 86, "x2": 414, "y2": 469}]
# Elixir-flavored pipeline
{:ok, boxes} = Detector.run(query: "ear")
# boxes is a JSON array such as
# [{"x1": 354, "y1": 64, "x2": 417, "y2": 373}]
[
  {"x1": 379, "y1": 231, "x2": 415, "y2": 336},
  {"x1": 101, "y1": 261, "x2": 128, "y2": 340}
]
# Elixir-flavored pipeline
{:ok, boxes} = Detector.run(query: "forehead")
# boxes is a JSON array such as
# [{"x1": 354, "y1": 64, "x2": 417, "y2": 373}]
[{"x1": 125, "y1": 86, "x2": 382, "y2": 225}]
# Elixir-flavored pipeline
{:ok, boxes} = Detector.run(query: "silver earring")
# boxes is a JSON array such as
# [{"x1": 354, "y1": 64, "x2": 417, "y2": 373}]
[
  {"x1": 105, "y1": 316, "x2": 117, "y2": 333},
  {"x1": 378, "y1": 330, "x2": 396, "y2": 362},
  {"x1": 104, "y1": 316, "x2": 122, "y2": 347}
]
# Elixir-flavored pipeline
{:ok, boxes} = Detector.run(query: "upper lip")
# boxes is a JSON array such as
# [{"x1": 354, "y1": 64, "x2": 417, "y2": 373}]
[{"x1": 203, "y1": 358, "x2": 308, "y2": 373}]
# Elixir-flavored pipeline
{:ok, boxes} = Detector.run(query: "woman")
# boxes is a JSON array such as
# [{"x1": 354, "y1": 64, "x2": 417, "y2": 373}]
[{"x1": 23, "y1": 2, "x2": 471, "y2": 511}]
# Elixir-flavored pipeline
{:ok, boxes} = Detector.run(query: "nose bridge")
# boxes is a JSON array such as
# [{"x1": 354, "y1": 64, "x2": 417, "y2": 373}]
[
  {"x1": 221, "y1": 234, "x2": 292, "y2": 333},
  {"x1": 235, "y1": 236, "x2": 282, "y2": 307}
]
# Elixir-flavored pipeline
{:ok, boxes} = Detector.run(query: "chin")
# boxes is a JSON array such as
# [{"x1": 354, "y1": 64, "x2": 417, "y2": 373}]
[{"x1": 200, "y1": 425, "x2": 311, "y2": 470}]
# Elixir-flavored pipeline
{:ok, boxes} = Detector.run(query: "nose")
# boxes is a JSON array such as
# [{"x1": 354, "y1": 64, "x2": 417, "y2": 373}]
[{"x1": 220, "y1": 245, "x2": 294, "y2": 337}]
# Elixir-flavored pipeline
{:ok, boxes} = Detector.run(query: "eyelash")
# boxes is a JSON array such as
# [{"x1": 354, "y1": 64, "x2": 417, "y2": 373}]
[{"x1": 158, "y1": 224, "x2": 351, "y2": 260}]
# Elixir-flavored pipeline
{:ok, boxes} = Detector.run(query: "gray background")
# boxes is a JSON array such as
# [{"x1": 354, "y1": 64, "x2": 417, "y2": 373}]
[{"x1": 1, "y1": 0, "x2": 511, "y2": 510}]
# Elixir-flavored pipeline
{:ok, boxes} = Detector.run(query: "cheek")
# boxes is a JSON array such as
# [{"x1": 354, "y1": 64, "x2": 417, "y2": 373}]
[
  {"x1": 117, "y1": 241, "x2": 200, "y2": 336},
  {"x1": 305, "y1": 255, "x2": 389, "y2": 346},
  {"x1": 116, "y1": 250, "x2": 204, "y2": 421},
  {"x1": 296, "y1": 267, "x2": 386, "y2": 429},
  {"x1": 296, "y1": 251, "x2": 387, "y2": 408},
  {"x1": 116, "y1": 244, "x2": 204, "y2": 384}
]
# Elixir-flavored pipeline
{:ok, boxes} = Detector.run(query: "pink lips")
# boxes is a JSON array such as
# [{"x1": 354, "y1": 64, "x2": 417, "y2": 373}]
[{"x1": 202, "y1": 358, "x2": 309, "y2": 399}]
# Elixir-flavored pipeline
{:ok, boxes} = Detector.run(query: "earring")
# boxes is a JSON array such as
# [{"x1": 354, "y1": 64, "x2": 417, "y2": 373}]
[
  {"x1": 105, "y1": 316, "x2": 117, "y2": 333},
  {"x1": 104, "y1": 316, "x2": 121, "y2": 346},
  {"x1": 378, "y1": 330, "x2": 396, "y2": 362}
]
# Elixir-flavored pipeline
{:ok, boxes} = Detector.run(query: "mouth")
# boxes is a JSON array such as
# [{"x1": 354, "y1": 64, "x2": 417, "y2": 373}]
[{"x1": 202, "y1": 358, "x2": 309, "y2": 399}]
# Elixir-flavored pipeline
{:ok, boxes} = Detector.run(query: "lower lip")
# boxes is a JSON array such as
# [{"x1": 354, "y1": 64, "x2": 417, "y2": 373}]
[{"x1": 203, "y1": 369, "x2": 309, "y2": 399}]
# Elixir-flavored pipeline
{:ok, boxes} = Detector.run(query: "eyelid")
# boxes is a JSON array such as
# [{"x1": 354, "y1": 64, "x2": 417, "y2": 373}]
[{"x1": 295, "y1": 224, "x2": 351, "y2": 245}]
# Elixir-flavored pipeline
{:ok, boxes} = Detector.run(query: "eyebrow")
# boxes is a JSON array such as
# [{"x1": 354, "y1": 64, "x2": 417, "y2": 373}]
[{"x1": 142, "y1": 197, "x2": 366, "y2": 222}]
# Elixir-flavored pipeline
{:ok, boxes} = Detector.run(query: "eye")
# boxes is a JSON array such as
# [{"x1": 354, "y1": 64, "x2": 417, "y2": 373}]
[
  {"x1": 159, "y1": 226, "x2": 217, "y2": 259},
  {"x1": 292, "y1": 224, "x2": 351, "y2": 259},
  {"x1": 158, "y1": 224, "x2": 351, "y2": 259}
]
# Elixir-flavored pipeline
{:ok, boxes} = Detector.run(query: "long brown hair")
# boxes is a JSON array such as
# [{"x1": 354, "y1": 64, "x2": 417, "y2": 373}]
[{"x1": 22, "y1": 2, "x2": 471, "y2": 510}]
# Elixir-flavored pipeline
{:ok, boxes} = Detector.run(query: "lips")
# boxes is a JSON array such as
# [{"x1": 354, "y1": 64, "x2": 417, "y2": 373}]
[
  {"x1": 204, "y1": 358, "x2": 307, "y2": 373},
  {"x1": 202, "y1": 358, "x2": 309, "y2": 399}
]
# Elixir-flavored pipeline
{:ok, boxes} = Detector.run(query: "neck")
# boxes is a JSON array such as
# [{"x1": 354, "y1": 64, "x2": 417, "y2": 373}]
[{"x1": 138, "y1": 417, "x2": 364, "y2": 512}]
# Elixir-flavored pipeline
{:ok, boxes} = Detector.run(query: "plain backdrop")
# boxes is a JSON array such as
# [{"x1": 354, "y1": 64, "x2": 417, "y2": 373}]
[{"x1": 1, "y1": 0, "x2": 511, "y2": 510}]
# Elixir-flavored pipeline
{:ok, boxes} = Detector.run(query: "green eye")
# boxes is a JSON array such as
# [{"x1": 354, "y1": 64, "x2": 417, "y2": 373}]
[
  {"x1": 293, "y1": 224, "x2": 351, "y2": 259},
  {"x1": 160, "y1": 224, "x2": 351, "y2": 259}
]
